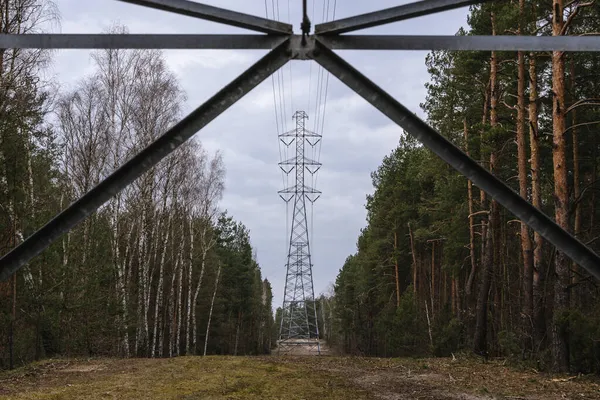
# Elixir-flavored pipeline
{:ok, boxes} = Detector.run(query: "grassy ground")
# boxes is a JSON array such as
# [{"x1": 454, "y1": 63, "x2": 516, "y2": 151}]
[{"x1": 1, "y1": 355, "x2": 599, "y2": 399}]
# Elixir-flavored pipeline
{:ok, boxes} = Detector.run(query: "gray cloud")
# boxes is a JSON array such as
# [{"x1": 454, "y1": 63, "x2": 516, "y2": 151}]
[{"x1": 49, "y1": 0, "x2": 469, "y2": 310}]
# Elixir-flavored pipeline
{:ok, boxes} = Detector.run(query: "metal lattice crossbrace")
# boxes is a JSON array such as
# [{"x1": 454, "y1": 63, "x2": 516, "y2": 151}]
[{"x1": 1, "y1": 0, "x2": 599, "y2": 286}]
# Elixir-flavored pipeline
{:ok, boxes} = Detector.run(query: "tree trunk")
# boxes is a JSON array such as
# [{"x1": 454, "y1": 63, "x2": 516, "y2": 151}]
[
  {"x1": 167, "y1": 218, "x2": 182, "y2": 358},
  {"x1": 455, "y1": 278, "x2": 461, "y2": 320},
  {"x1": 176, "y1": 248, "x2": 184, "y2": 356},
  {"x1": 143, "y1": 212, "x2": 157, "y2": 357},
  {"x1": 135, "y1": 209, "x2": 148, "y2": 356},
  {"x1": 168, "y1": 260, "x2": 177, "y2": 358},
  {"x1": 465, "y1": 119, "x2": 477, "y2": 296},
  {"x1": 394, "y1": 230, "x2": 400, "y2": 307},
  {"x1": 479, "y1": 81, "x2": 491, "y2": 294},
  {"x1": 489, "y1": 156, "x2": 501, "y2": 354},
  {"x1": 9, "y1": 273, "x2": 16, "y2": 370},
  {"x1": 474, "y1": 9, "x2": 498, "y2": 358},
  {"x1": 570, "y1": 61, "x2": 581, "y2": 307},
  {"x1": 134, "y1": 212, "x2": 142, "y2": 356},
  {"x1": 152, "y1": 220, "x2": 170, "y2": 358},
  {"x1": 185, "y1": 217, "x2": 194, "y2": 355},
  {"x1": 234, "y1": 312, "x2": 241, "y2": 356},
  {"x1": 551, "y1": 0, "x2": 570, "y2": 373},
  {"x1": 474, "y1": 222, "x2": 493, "y2": 357},
  {"x1": 116, "y1": 223, "x2": 134, "y2": 358},
  {"x1": 408, "y1": 223, "x2": 418, "y2": 296},
  {"x1": 590, "y1": 147, "x2": 597, "y2": 235},
  {"x1": 451, "y1": 277, "x2": 456, "y2": 316},
  {"x1": 430, "y1": 242, "x2": 435, "y2": 320},
  {"x1": 192, "y1": 234, "x2": 212, "y2": 353},
  {"x1": 203, "y1": 263, "x2": 221, "y2": 356},
  {"x1": 529, "y1": 49, "x2": 545, "y2": 353},
  {"x1": 518, "y1": 0, "x2": 534, "y2": 356}
]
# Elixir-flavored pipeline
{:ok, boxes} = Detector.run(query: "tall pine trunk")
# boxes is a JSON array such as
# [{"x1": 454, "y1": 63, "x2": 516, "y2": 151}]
[
  {"x1": 430, "y1": 242, "x2": 436, "y2": 320},
  {"x1": 464, "y1": 119, "x2": 477, "y2": 296},
  {"x1": 394, "y1": 230, "x2": 400, "y2": 308},
  {"x1": 570, "y1": 61, "x2": 581, "y2": 307},
  {"x1": 529, "y1": 49, "x2": 545, "y2": 352},
  {"x1": 474, "y1": 222, "x2": 493, "y2": 356},
  {"x1": 408, "y1": 223, "x2": 418, "y2": 296},
  {"x1": 551, "y1": 0, "x2": 570, "y2": 373},
  {"x1": 474, "y1": 9, "x2": 498, "y2": 357},
  {"x1": 517, "y1": 0, "x2": 534, "y2": 356}
]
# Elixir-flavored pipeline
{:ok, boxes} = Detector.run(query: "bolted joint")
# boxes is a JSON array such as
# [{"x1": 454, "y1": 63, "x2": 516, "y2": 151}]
[{"x1": 290, "y1": 34, "x2": 315, "y2": 60}]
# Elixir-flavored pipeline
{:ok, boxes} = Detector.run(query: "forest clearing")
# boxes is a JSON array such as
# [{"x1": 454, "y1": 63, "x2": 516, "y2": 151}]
[
  {"x1": 1, "y1": 355, "x2": 600, "y2": 400},
  {"x1": 4, "y1": 0, "x2": 600, "y2": 394}
]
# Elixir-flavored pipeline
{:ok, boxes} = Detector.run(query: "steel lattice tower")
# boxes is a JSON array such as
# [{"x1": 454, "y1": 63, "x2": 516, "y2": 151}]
[{"x1": 277, "y1": 111, "x2": 321, "y2": 354}]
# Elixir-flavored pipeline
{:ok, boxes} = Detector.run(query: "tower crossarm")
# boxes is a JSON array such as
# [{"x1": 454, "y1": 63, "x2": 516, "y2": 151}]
[
  {"x1": 278, "y1": 156, "x2": 322, "y2": 167},
  {"x1": 278, "y1": 185, "x2": 321, "y2": 195},
  {"x1": 279, "y1": 128, "x2": 321, "y2": 138}
]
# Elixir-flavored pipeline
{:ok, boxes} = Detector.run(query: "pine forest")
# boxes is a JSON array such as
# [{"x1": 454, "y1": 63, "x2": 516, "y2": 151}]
[{"x1": 320, "y1": 0, "x2": 600, "y2": 374}]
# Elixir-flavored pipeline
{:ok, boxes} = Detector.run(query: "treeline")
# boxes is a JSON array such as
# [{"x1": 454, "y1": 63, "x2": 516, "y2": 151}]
[
  {"x1": 323, "y1": 0, "x2": 600, "y2": 373},
  {"x1": 0, "y1": 1, "x2": 273, "y2": 369}
]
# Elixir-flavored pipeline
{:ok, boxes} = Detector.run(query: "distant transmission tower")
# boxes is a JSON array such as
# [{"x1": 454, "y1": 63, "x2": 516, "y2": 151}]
[{"x1": 277, "y1": 111, "x2": 321, "y2": 355}]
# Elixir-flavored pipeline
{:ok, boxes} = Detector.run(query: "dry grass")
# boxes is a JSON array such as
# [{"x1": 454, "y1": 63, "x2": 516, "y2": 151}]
[
  {"x1": 1, "y1": 355, "x2": 599, "y2": 399},
  {"x1": 0, "y1": 356, "x2": 365, "y2": 399},
  {"x1": 277, "y1": 355, "x2": 600, "y2": 399}
]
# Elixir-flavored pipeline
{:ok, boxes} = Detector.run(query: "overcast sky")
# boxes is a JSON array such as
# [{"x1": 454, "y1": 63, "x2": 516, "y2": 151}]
[{"x1": 48, "y1": 0, "x2": 470, "y2": 309}]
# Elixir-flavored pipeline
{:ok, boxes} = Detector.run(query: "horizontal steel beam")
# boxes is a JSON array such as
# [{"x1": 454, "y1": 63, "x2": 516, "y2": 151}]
[
  {"x1": 0, "y1": 34, "x2": 287, "y2": 49},
  {"x1": 6, "y1": 34, "x2": 597, "y2": 52},
  {"x1": 320, "y1": 35, "x2": 600, "y2": 52},
  {"x1": 0, "y1": 39, "x2": 292, "y2": 281},
  {"x1": 117, "y1": 0, "x2": 292, "y2": 34},
  {"x1": 311, "y1": 39, "x2": 600, "y2": 279},
  {"x1": 316, "y1": 0, "x2": 491, "y2": 35}
]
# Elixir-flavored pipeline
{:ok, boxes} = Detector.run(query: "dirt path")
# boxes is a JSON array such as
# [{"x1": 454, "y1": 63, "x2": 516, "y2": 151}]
[{"x1": 1, "y1": 355, "x2": 599, "y2": 399}]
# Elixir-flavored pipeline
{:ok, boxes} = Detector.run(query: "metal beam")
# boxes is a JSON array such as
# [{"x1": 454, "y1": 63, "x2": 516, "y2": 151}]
[
  {"x1": 116, "y1": 0, "x2": 292, "y2": 35},
  {"x1": 310, "y1": 39, "x2": 600, "y2": 279},
  {"x1": 319, "y1": 35, "x2": 600, "y2": 52},
  {"x1": 315, "y1": 0, "x2": 491, "y2": 35},
  {"x1": 0, "y1": 34, "x2": 288, "y2": 49},
  {"x1": 0, "y1": 39, "x2": 292, "y2": 281},
  {"x1": 3, "y1": 33, "x2": 598, "y2": 52}
]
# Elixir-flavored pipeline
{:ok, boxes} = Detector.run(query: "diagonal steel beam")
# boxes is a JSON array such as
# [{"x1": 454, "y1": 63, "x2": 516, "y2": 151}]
[
  {"x1": 0, "y1": 34, "x2": 288, "y2": 49},
  {"x1": 319, "y1": 35, "x2": 600, "y2": 52},
  {"x1": 310, "y1": 39, "x2": 600, "y2": 279},
  {"x1": 0, "y1": 39, "x2": 293, "y2": 281},
  {"x1": 116, "y1": 0, "x2": 292, "y2": 35},
  {"x1": 315, "y1": 0, "x2": 492, "y2": 35}
]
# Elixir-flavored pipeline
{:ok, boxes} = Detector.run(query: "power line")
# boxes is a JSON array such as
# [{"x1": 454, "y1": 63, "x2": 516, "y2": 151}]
[
  {"x1": 308, "y1": 0, "x2": 332, "y2": 254},
  {"x1": 267, "y1": 0, "x2": 296, "y2": 259},
  {"x1": 313, "y1": 0, "x2": 336, "y2": 192},
  {"x1": 287, "y1": 0, "x2": 294, "y2": 118},
  {"x1": 266, "y1": 0, "x2": 287, "y2": 200}
]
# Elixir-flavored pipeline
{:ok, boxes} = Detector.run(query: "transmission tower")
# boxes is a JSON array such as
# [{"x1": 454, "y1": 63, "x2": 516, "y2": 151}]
[{"x1": 277, "y1": 110, "x2": 321, "y2": 355}]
